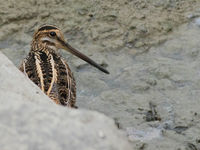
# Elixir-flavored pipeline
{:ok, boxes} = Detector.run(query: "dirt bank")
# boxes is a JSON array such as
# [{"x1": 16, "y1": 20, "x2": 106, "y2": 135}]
[{"x1": 1, "y1": 0, "x2": 200, "y2": 149}]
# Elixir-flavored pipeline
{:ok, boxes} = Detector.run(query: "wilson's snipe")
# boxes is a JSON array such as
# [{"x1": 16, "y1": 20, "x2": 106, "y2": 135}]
[{"x1": 19, "y1": 25, "x2": 109, "y2": 108}]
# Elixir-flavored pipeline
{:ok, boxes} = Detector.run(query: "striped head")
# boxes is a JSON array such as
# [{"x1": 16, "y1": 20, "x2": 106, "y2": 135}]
[
  {"x1": 32, "y1": 25, "x2": 109, "y2": 74},
  {"x1": 32, "y1": 25, "x2": 66, "y2": 51}
]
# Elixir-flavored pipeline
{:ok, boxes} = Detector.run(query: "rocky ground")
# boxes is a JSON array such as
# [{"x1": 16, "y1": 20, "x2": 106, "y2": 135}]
[
  {"x1": 0, "y1": 52, "x2": 132, "y2": 150},
  {"x1": 1, "y1": 0, "x2": 200, "y2": 149}
]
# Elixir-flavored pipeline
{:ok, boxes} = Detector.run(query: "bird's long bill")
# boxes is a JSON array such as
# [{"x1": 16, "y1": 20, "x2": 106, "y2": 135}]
[{"x1": 63, "y1": 42, "x2": 109, "y2": 74}]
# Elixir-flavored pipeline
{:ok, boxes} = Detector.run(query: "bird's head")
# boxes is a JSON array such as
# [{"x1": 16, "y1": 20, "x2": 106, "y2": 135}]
[
  {"x1": 33, "y1": 25, "x2": 67, "y2": 51},
  {"x1": 32, "y1": 25, "x2": 109, "y2": 74}
]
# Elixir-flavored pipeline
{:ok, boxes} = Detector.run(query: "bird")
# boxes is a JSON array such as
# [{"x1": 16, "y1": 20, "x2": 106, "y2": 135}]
[{"x1": 19, "y1": 25, "x2": 109, "y2": 108}]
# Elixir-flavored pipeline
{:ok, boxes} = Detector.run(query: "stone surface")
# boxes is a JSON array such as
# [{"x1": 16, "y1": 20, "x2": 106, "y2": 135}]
[
  {"x1": 0, "y1": 52, "x2": 132, "y2": 150},
  {"x1": 0, "y1": 52, "x2": 52, "y2": 105},
  {"x1": 1, "y1": 0, "x2": 200, "y2": 149}
]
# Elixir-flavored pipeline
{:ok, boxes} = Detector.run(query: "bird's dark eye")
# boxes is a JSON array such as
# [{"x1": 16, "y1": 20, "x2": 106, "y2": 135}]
[{"x1": 50, "y1": 31, "x2": 56, "y2": 37}]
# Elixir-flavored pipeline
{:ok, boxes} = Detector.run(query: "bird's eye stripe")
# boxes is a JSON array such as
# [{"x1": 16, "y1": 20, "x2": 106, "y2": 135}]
[
  {"x1": 41, "y1": 37, "x2": 56, "y2": 43},
  {"x1": 42, "y1": 40, "x2": 55, "y2": 46}
]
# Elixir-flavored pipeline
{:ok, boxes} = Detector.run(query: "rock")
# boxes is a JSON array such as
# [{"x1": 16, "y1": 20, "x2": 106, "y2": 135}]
[
  {"x1": 1, "y1": 0, "x2": 200, "y2": 150},
  {"x1": 0, "y1": 51, "x2": 51, "y2": 105},
  {"x1": 194, "y1": 17, "x2": 200, "y2": 27},
  {"x1": 0, "y1": 52, "x2": 132, "y2": 150}
]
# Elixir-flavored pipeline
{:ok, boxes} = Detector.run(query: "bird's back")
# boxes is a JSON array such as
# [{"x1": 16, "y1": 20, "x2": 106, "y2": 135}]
[{"x1": 19, "y1": 50, "x2": 76, "y2": 107}]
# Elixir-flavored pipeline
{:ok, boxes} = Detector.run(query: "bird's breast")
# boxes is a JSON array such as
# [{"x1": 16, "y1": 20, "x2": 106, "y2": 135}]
[{"x1": 26, "y1": 51, "x2": 76, "y2": 106}]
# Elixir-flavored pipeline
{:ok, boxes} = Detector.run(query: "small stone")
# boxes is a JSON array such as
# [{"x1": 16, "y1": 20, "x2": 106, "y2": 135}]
[
  {"x1": 98, "y1": 131, "x2": 106, "y2": 139},
  {"x1": 134, "y1": 41, "x2": 145, "y2": 48},
  {"x1": 103, "y1": 15, "x2": 117, "y2": 22},
  {"x1": 78, "y1": 8, "x2": 88, "y2": 16},
  {"x1": 194, "y1": 17, "x2": 200, "y2": 27}
]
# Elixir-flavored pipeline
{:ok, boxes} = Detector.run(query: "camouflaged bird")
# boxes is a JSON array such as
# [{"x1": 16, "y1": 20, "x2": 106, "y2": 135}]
[{"x1": 19, "y1": 25, "x2": 109, "y2": 108}]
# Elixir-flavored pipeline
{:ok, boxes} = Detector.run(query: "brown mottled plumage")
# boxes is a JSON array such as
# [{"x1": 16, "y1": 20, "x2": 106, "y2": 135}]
[{"x1": 19, "y1": 25, "x2": 109, "y2": 108}]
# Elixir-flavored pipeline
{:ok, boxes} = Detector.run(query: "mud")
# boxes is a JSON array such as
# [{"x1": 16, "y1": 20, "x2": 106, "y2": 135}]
[{"x1": 1, "y1": 0, "x2": 200, "y2": 149}]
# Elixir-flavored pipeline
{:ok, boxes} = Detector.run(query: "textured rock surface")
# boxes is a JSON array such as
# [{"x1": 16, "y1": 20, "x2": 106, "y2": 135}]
[
  {"x1": 0, "y1": 52, "x2": 132, "y2": 150},
  {"x1": 0, "y1": 52, "x2": 52, "y2": 105},
  {"x1": 1, "y1": 0, "x2": 200, "y2": 149}
]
